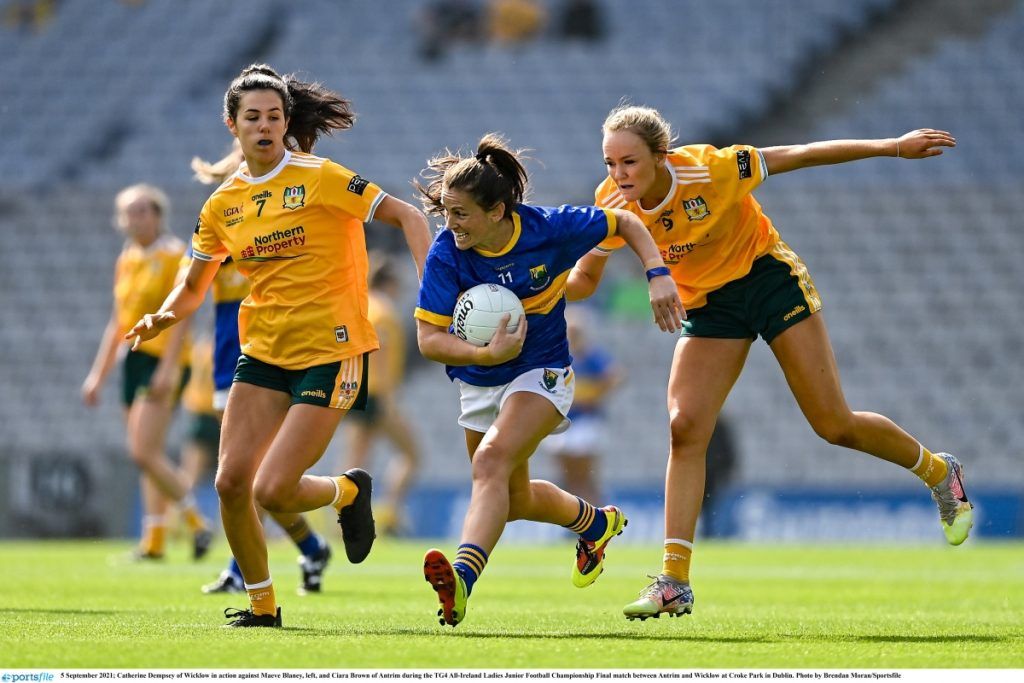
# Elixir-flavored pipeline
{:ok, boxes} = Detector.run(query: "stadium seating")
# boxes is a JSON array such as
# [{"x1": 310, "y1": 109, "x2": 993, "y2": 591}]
[{"x1": 0, "y1": 0, "x2": 1020, "y2": 513}]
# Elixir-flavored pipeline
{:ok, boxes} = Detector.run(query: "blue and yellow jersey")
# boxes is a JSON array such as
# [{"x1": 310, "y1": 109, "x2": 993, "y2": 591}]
[
  {"x1": 192, "y1": 151, "x2": 385, "y2": 370},
  {"x1": 567, "y1": 346, "x2": 615, "y2": 419},
  {"x1": 115, "y1": 234, "x2": 188, "y2": 359},
  {"x1": 211, "y1": 258, "x2": 247, "y2": 391},
  {"x1": 415, "y1": 204, "x2": 616, "y2": 387},
  {"x1": 595, "y1": 144, "x2": 780, "y2": 310}
]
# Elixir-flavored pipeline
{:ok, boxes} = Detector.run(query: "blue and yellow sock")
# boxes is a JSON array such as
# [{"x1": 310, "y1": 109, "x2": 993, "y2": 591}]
[
  {"x1": 564, "y1": 497, "x2": 608, "y2": 542},
  {"x1": 283, "y1": 516, "x2": 325, "y2": 558},
  {"x1": 453, "y1": 543, "x2": 488, "y2": 596}
]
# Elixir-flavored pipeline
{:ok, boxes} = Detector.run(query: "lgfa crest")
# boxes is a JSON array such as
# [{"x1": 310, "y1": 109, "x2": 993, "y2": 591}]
[
  {"x1": 282, "y1": 185, "x2": 305, "y2": 210},
  {"x1": 683, "y1": 196, "x2": 710, "y2": 221},
  {"x1": 529, "y1": 264, "x2": 550, "y2": 290}
]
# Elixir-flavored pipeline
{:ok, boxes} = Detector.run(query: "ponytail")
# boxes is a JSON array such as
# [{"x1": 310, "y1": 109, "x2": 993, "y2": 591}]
[{"x1": 416, "y1": 133, "x2": 529, "y2": 217}]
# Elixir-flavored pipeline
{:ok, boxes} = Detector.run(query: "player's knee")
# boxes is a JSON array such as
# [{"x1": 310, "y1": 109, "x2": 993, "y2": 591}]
[
  {"x1": 471, "y1": 443, "x2": 513, "y2": 484},
  {"x1": 214, "y1": 467, "x2": 251, "y2": 505},
  {"x1": 667, "y1": 408, "x2": 710, "y2": 453},
  {"x1": 810, "y1": 414, "x2": 857, "y2": 448},
  {"x1": 252, "y1": 477, "x2": 291, "y2": 513}
]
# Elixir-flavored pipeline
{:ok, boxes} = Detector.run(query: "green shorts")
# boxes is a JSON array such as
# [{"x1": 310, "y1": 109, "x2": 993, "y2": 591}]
[
  {"x1": 187, "y1": 412, "x2": 221, "y2": 450},
  {"x1": 121, "y1": 349, "x2": 190, "y2": 407},
  {"x1": 681, "y1": 244, "x2": 823, "y2": 344},
  {"x1": 234, "y1": 353, "x2": 369, "y2": 410}
]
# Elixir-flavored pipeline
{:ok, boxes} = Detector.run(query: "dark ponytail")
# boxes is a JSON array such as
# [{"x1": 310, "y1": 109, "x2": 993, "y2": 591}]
[
  {"x1": 416, "y1": 133, "x2": 529, "y2": 218},
  {"x1": 223, "y1": 63, "x2": 355, "y2": 153}
]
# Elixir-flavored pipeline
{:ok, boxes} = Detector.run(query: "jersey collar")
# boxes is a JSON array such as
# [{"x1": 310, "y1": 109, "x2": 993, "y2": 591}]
[
  {"x1": 473, "y1": 211, "x2": 522, "y2": 257},
  {"x1": 637, "y1": 159, "x2": 678, "y2": 216},
  {"x1": 237, "y1": 150, "x2": 292, "y2": 184}
]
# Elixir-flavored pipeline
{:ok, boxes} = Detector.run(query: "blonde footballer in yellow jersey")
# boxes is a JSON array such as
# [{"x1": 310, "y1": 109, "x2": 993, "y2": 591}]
[
  {"x1": 126, "y1": 64, "x2": 431, "y2": 628},
  {"x1": 82, "y1": 184, "x2": 212, "y2": 562},
  {"x1": 568, "y1": 104, "x2": 972, "y2": 620}
]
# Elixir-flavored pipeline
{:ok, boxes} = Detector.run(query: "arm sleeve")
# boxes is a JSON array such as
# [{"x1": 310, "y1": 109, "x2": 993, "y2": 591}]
[
  {"x1": 707, "y1": 145, "x2": 767, "y2": 200},
  {"x1": 548, "y1": 205, "x2": 618, "y2": 263},
  {"x1": 322, "y1": 160, "x2": 388, "y2": 223},
  {"x1": 190, "y1": 201, "x2": 228, "y2": 263}
]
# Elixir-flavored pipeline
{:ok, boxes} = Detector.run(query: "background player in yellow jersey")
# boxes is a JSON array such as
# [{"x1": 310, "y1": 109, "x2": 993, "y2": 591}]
[
  {"x1": 126, "y1": 64, "x2": 432, "y2": 627},
  {"x1": 81, "y1": 183, "x2": 213, "y2": 561},
  {"x1": 414, "y1": 133, "x2": 683, "y2": 627},
  {"x1": 341, "y1": 251, "x2": 421, "y2": 536},
  {"x1": 568, "y1": 104, "x2": 971, "y2": 620},
  {"x1": 190, "y1": 144, "x2": 334, "y2": 596}
]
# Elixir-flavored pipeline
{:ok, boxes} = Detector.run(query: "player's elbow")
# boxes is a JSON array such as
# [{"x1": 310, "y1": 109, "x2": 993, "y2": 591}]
[{"x1": 566, "y1": 272, "x2": 596, "y2": 301}]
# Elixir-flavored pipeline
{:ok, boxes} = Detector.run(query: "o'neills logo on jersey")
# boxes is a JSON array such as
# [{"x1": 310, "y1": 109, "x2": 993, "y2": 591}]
[
  {"x1": 283, "y1": 185, "x2": 305, "y2": 210},
  {"x1": 683, "y1": 196, "x2": 710, "y2": 221},
  {"x1": 239, "y1": 225, "x2": 306, "y2": 259}
]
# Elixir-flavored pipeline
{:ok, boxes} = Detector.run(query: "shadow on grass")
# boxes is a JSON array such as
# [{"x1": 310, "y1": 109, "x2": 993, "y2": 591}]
[{"x1": 293, "y1": 627, "x2": 1019, "y2": 645}]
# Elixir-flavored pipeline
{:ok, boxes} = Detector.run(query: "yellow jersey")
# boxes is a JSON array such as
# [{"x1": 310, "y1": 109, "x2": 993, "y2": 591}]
[
  {"x1": 366, "y1": 291, "x2": 405, "y2": 397},
  {"x1": 115, "y1": 234, "x2": 188, "y2": 358},
  {"x1": 181, "y1": 338, "x2": 215, "y2": 415},
  {"x1": 595, "y1": 145, "x2": 780, "y2": 309},
  {"x1": 192, "y1": 151, "x2": 385, "y2": 370}
]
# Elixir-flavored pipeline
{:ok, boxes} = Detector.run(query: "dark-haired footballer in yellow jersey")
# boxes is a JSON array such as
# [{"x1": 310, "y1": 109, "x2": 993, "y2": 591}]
[{"x1": 193, "y1": 151, "x2": 383, "y2": 378}]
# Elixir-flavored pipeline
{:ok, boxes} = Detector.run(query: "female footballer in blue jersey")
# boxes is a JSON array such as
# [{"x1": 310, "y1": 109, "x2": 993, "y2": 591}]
[{"x1": 413, "y1": 133, "x2": 684, "y2": 627}]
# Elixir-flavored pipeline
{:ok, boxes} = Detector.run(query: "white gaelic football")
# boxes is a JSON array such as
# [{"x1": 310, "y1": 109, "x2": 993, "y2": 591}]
[{"x1": 452, "y1": 283, "x2": 525, "y2": 347}]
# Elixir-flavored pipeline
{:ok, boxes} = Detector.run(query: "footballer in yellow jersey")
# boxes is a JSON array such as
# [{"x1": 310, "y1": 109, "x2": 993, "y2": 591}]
[
  {"x1": 83, "y1": 183, "x2": 211, "y2": 563},
  {"x1": 192, "y1": 150, "x2": 384, "y2": 370},
  {"x1": 594, "y1": 144, "x2": 812, "y2": 312},
  {"x1": 575, "y1": 104, "x2": 969, "y2": 622},
  {"x1": 116, "y1": 234, "x2": 190, "y2": 360},
  {"x1": 127, "y1": 65, "x2": 431, "y2": 627}
]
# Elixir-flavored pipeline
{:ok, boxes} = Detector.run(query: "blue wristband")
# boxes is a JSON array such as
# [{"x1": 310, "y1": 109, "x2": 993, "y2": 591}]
[{"x1": 645, "y1": 266, "x2": 670, "y2": 281}]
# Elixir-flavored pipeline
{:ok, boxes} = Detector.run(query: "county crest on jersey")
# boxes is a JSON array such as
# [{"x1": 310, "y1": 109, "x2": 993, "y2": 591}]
[
  {"x1": 595, "y1": 144, "x2": 781, "y2": 310},
  {"x1": 192, "y1": 151, "x2": 385, "y2": 370}
]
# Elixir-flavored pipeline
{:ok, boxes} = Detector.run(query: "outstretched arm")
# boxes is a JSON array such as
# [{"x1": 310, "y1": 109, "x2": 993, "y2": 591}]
[
  {"x1": 374, "y1": 195, "x2": 432, "y2": 281},
  {"x1": 761, "y1": 129, "x2": 956, "y2": 176},
  {"x1": 124, "y1": 257, "x2": 219, "y2": 350}
]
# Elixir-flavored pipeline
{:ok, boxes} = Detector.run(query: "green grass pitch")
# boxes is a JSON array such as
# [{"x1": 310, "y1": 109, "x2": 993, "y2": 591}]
[{"x1": 1, "y1": 538, "x2": 1021, "y2": 668}]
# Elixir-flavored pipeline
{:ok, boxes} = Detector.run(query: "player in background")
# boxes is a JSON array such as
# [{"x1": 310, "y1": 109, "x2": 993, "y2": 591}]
[
  {"x1": 341, "y1": 251, "x2": 420, "y2": 536},
  {"x1": 125, "y1": 64, "x2": 431, "y2": 627},
  {"x1": 540, "y1": 304, "x2": 622, "y2": 506},
  {"x1": 81, "y1": 183, "x2": 212, "y2": 561},
  {"x1": 188, "y1": 144, "x2": 334, "y2": 597},
  {"x1": 414, "y1": 133, "x2": 684, "y2": 627},
  {"x1": 568, "y1": 104, "x2": 970, "y2": 620}
]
